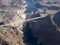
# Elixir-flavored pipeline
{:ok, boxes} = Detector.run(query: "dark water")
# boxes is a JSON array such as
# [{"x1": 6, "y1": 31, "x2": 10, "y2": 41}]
[
  {"x1": 23, "y1": 22, "x2": 38, "y2": 45},
  {"x1": 26, "y1": 0, "x2": 36, "y2": 13},
  {"x1": 23, "y1": 13, "x2": 60, "y2": 45},
  {"x1": 53, "y1": 11, "x2": 60, "y2": 27},
  {"x1": 23, "y1": 0, "x2": 60, "y2": 45}
]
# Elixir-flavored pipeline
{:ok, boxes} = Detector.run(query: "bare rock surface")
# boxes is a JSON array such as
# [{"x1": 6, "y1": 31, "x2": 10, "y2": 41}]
[{"x1": 0, "y1": 27, "x2": 25, "y2": 45}]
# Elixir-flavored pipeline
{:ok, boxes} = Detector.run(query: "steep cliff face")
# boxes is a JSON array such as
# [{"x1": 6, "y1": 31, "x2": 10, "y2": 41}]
[
  {"x1": 0, "y1": 14, "x2": 26, "y2": 45},
  {"x1": 0, "y1": 27, "x2": 25, "y2": 45},
  {"x1": 0, "y1": 0, "x2": 60, "y2": 45},
  {"x1": 0, "y1": 0, "x2": 27, "y2": 45}
]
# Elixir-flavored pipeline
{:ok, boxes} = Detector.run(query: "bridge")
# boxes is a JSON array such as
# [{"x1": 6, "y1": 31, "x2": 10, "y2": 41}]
[{"x1": 0, "y1": 10, "x2": 59, "y2": 28}]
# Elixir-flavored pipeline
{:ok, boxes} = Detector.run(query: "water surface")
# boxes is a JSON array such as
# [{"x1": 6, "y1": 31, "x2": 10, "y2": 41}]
[{"x1": 26, "y1": 0, "x2": 36, "y2": 13}]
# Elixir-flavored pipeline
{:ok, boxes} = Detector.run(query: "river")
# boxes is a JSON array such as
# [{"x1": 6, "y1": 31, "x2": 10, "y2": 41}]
[{"x1": 26, "y1": 0, "x2": 36, "y2": 13}]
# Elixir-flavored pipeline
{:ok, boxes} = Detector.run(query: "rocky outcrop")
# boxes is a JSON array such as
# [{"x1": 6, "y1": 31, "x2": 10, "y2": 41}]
[
  {"x1": 0, "y1": 0, "x2": 60, "y2": 45},
  {"x1": 0, "y1": 0, "x2": 27, "y2": 45},
  {"x1": 0, "y1": 13, "x2": 26, "y2": 45},
  {"x1": 0, "y1": 27, "x2": 25, "y2": 45}
]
